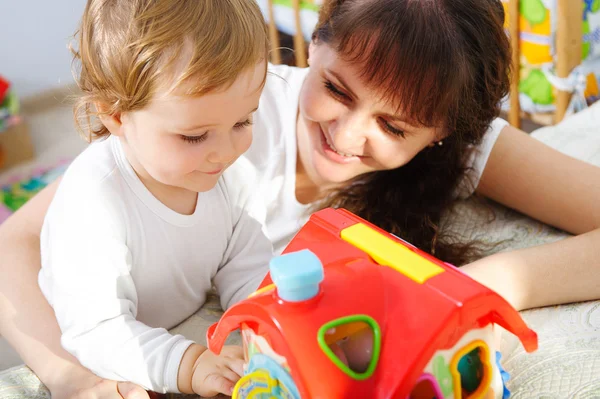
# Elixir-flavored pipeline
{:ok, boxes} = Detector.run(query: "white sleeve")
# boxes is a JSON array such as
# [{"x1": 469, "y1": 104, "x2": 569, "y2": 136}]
[
  {"x1": 39, "y1": 184, "x2": 193, "y2": 393},
  {"x1": 455, "y1": 117, "x2": 509, "y2": 199},
  {"x1": 214, "y1": 162, "x2": 273, "y2": 310}
]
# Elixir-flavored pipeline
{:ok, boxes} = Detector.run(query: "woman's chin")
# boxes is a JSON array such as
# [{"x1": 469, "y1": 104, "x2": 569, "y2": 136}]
[{"x1": 313, "y1": 160, "x2": 359, "y2": 188}]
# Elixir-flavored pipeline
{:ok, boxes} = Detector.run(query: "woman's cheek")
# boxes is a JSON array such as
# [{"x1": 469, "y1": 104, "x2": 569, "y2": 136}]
[{"x1": 302, "y1": 90, "x2": 335, "y2": 123}]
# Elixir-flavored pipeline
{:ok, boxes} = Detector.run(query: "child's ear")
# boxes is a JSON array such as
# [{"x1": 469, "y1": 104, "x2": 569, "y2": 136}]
[{"x1": 95, "y1": 102, "x2": 124, "y2": 137}]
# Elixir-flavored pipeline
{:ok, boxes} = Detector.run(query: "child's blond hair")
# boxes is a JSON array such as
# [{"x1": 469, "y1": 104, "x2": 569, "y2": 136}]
[{"x1": 72, "y1": 0, "x2": 269, "y2": 141}]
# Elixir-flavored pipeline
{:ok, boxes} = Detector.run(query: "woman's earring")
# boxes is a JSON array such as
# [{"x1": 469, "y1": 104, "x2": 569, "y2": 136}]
[{"x1": 437, "y1": 141, "x2": 443, "y2": 146}]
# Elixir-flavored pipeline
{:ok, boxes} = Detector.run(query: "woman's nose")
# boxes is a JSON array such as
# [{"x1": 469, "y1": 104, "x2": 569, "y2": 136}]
[{"x1": 329, "y1": 112, "x2": 370, "y2": 151}]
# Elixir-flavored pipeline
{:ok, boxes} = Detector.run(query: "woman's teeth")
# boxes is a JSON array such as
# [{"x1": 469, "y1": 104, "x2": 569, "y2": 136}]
[{"x1": 325, "y1": 135, "x2": 355, "y2": 157}]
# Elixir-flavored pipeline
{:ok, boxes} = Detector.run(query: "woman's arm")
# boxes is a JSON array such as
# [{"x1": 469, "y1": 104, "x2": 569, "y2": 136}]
[
  {"x1": 466, "y1": 125, "x2": 600, "y2": 310},
  {"x1": 0, "y1": 180, "x2": 148, "y2": 399}
]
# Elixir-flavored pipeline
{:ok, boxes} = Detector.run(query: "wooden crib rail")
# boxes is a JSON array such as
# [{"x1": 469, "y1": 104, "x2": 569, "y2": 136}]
[
  {"x1": 267, "y1": 0, "x2": 281, "y2": 65},
  {"x1": 556, "y1": 0, "x2": 583, "y2": 122},
  {"x1": 266, "y1": 0, "x2": 308, "y2": 67},
  {"x1": 508, "y1": 0, "x2": 583, "y2": 127},
  {"x1": 508, "y1": 0, "x2": 521, "y2": 128}
]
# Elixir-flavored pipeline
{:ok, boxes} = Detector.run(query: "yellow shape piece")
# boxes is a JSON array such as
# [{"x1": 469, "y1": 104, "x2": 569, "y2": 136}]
[
  {"x1": 232, "y1": 370, "x2": 275, "y2": 399},
  {"x1": 340, "y1": 223, "x2": 443, "y2": 284},
  {"x1": 450, "y1": 340, "x2": 494, "y2": 399}
]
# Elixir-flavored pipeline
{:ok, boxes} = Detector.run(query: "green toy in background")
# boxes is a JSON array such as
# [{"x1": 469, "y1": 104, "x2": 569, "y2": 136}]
[{"x1": 501, "y1": 0, "x2": 600, "y2": 114}]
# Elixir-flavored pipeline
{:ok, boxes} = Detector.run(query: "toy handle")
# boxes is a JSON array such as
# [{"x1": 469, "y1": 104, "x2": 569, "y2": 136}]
[{"x1": 206, "y1": 323, "x2": 220, "y2": 353}]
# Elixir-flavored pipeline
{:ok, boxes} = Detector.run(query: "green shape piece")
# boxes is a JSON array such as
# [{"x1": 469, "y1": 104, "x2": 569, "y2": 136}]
[
  {"x1": 519, "y1": 69, "x2": 555, "y2": 105},
  {"x1": 592, "y1": 0, "x2": 600, "y2": 13},
  {"x1": 317, "y1": 315, "x2": 381, "y2": 381},
  {"x1": 432, "y1": 355, "x2": 454, "y2": 396},
  {"x1": 457, "y1": 348, "x2": 483, "y2": 394},
  {"x1": 520, "y1": 0, "x2": 547, "y2": 26},
  {"x1": 1, "y1": 91, "x2": 19, "y2": 116}
]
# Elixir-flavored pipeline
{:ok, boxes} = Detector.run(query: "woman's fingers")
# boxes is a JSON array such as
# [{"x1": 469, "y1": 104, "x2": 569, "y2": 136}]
[{"x1": 117, "y1": 382, "x2": 151, "y2": 399}]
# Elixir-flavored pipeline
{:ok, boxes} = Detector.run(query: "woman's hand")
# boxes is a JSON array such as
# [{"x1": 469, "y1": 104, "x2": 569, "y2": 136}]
[
  {"x1": 48, "y1": 369, "x2": 151, "y2": 399},
  {"x1": 461, "y1": 227, "x2": 600, "y2": 312}
]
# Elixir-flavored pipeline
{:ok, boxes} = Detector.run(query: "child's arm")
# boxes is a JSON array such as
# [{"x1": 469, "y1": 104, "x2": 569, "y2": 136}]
[
  {"x1": 468, "y1": 125, "x2": 600, "y2": 310},
  {"x1": 41, "y1": 185, "x2": 242, "y2": 395},
  {"x1": 213, "y1": 161, "x2": 273, "y2": 310},
  {"x1": 41, "y1": 189, "x2": 189, "y2": 392},
  {"x1": 0, "y1": 181, "x2": 150, "y2": 399}
]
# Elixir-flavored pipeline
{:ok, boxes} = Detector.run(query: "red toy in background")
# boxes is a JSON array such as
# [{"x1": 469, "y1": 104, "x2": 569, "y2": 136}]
[
  {"x1": 0, "y1": 76, "x2": 9, "y2": 102},
  {"x1": 208, "y1": 208, "x2": 537, "y2": 399}
]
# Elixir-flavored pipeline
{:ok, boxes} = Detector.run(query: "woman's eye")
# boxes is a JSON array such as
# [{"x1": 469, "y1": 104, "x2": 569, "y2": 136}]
[
  {"x1": 234, "y1": 119, "x2": 253, "y2": 129},
  {"x1": 180, "y1": 133, "x2": 208, "y2": 144},
  {"x1": 379, "y1": 118, "x2": 406, "y2": 138},
  {"x1": 324, "y1": 80, "x2": 350, "y2": 101}
]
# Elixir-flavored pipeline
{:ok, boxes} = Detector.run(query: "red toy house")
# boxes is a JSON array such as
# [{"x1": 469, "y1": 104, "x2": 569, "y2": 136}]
[{"x1": 208, "y1": 208, "x2": 538, "y2": 399}]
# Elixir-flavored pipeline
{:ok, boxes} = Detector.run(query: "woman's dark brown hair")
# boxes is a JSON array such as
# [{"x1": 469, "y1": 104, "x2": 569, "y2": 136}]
[{"x1": 313, "y1": 0, "x2": 511, "y2": 265}]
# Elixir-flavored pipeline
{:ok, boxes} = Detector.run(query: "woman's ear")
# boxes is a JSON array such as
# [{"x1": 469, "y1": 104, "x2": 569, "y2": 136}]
[
  {"x1": 96, "y1": 103, "x2": 124, "y2": 137},
  {"x1": 308, "y1": 41, "x2": 317, "y2": 66}
]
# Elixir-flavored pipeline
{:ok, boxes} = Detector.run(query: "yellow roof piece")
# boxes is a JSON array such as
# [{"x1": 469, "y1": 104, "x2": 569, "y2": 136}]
[{"x1": 340, "y1": 223, "x2": 444, "y2": 284}]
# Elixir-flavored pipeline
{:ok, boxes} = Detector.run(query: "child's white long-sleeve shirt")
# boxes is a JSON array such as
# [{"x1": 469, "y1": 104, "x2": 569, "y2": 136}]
[{"x1": 38, "y1": 136, "x2": 271, "y2": 393}]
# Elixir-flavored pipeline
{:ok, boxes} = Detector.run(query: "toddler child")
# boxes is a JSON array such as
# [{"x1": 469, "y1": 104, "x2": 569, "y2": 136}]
[{"x1": 38, "y1": 0, "x2": 271, "y2": 396}]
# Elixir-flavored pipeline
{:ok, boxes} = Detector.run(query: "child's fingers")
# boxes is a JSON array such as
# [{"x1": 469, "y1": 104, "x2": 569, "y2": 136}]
[
  {"x1": 223, "y1": 345, "x2": 244, "y2": 359},
  {"x1": 226, "y1": 356, "x2": 245, "y2": 377},
  {"x1": 199, "y1": 374, "x2": 235, "y2": 397},
  {"x1": 220, "y1": 367, "x2": 243, "y2": 384}
]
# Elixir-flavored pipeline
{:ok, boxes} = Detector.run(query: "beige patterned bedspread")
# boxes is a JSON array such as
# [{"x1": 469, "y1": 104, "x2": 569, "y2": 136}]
[{"x1": 1, "y1": 105, "x2": 600, "y2": 398}]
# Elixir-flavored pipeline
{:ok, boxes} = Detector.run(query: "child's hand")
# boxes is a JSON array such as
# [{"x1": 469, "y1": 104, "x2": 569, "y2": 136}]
[{"x1": 191, "y1": 346, "x2": 244, "y2": 397}]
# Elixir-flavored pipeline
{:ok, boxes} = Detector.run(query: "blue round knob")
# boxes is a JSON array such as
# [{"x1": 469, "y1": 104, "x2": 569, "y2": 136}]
[{"x1": 269, "y1": 249, "x2": 324, "y2": 302}]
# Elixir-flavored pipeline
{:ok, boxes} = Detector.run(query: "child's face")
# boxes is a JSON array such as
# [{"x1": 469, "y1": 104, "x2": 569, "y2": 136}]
[{"x1": 119, "y1": 61, "x2": 265, "y2": 193}]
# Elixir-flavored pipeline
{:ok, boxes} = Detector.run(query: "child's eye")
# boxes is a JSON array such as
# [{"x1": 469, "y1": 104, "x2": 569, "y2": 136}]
[
  {"x1": 180, "y1": 133, "x2": 208, "y2": 144},
  {"x1": 378, "y1": 118, "x2": 406, "y2": 138},
  {"x1": 234, "y1": 118, "x2": 253, "y2": 129},
  {"x1": 324, "y1": 80, "x2": 350, "y2": 102}
]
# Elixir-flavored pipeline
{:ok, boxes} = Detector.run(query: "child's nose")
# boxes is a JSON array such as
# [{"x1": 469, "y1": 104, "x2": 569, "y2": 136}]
[{"x1": 208, "y1": 136, "x2": 236, "y2": 165}]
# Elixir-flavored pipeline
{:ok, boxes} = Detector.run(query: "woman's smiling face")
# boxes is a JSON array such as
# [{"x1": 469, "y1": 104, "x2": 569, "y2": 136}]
[{"x1": 296, "y1": 42, "x2": 442, "y2": 189}]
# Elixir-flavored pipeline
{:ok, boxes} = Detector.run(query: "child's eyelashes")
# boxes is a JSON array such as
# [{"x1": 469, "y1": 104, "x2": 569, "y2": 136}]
[
  {"x1": 180, "y1": 133, "x2": 208, "y2": 144},
  {"x1": 179, "y1": 119, "x2": 253, "y2": 144},
  {"x1": 234, "y1": 118, "x2": 253, "y2": 129}
]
